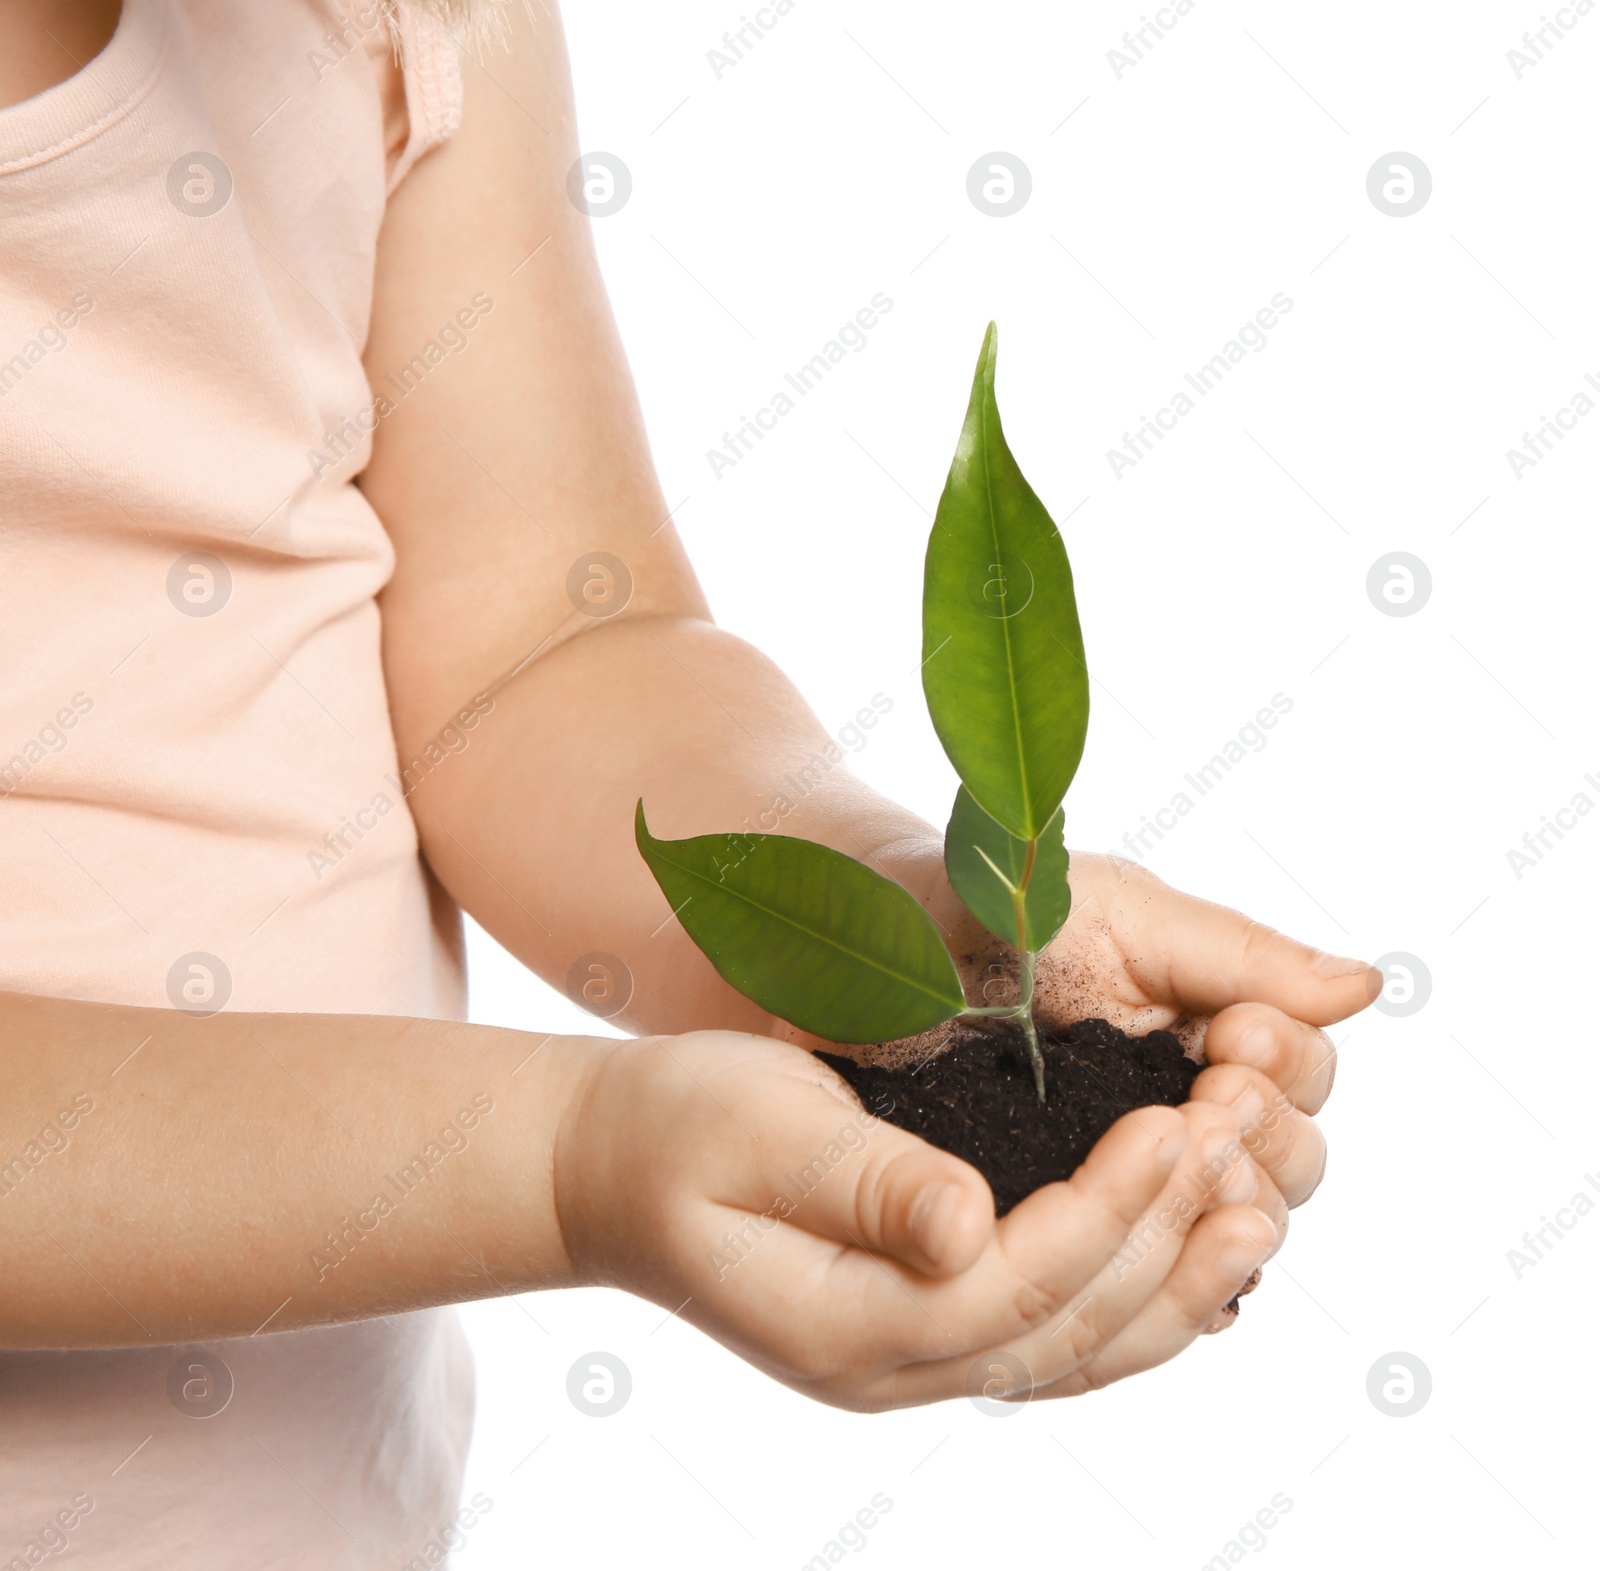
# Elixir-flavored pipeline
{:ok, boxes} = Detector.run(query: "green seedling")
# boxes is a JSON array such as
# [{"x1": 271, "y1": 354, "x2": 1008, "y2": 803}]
[{"x1": 637, "y1": 324, "x2": 1090, "y2": 1101}]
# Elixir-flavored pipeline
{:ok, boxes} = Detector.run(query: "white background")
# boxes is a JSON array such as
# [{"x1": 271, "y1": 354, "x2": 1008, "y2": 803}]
[{"x1": 453, "y1": 1, "x2": 1600, "y2": 1566}]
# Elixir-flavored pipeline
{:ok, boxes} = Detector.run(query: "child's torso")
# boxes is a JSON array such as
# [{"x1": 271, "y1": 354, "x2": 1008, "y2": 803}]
[{"x1": 0, "y1": 2, "x2": 478, "y2": 1561}]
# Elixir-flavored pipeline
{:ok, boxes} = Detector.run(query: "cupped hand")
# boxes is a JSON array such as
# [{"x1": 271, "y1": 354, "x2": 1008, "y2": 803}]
[
  {"x1": 553, "y1": 1029, "x2": 1282, "y2": 1411},
  {"x1": 1030, "y1": 854, "x2": 1378, "y2": 1218}
]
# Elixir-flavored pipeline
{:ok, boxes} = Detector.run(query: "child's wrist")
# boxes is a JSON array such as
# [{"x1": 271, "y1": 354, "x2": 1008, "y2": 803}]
[{"x1": 480, "y1": 1029, "x2": 618, "y2": 1293}]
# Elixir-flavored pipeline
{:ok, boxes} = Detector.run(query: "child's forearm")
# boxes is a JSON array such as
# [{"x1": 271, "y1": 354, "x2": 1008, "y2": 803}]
[
  {"x1": 395, "y1": 610, "x2": 973, "y2": 1044},
  {"x1": 0, "y1": 991, "x2": 593, "y2": 1348}
]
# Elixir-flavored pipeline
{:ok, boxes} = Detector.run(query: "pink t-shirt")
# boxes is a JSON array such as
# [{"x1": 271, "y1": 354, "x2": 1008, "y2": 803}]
[{"x1": 0, "y1": 1, "x2": 481, "y2": 1563}]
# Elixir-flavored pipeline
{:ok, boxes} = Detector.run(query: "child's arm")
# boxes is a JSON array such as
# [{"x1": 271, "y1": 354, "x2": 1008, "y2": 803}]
[
  {"x1": 0, "y1": 990, "x2": 1273, "y2": 1402},
  {"x1": 359, "y1": 3, "x2": 1368, "y2": 1215}
]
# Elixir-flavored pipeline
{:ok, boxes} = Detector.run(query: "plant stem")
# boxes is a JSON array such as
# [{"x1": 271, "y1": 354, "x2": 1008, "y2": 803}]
[
  {"x1": 957, "y1": 837, "x2": 1047, "y2": 1101},
  {"x1": 1016, "y1": 940, "x2": 1045, "y2": 1101},
  {"x1": 1012, "y1": 839, "x2": 1046, "y2": 1103}
]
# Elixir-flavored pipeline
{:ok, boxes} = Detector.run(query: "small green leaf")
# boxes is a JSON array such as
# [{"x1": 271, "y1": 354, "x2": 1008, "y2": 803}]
[
  {"x1": 635, "y1": 802, "x2": 966, "y2": 1044},
  {"x1": 944, "y1": 785, "x2": 1070, "y2": 952},
  {"x1": 922, "y1": 322, "x2": 1090, "y2": 840}
]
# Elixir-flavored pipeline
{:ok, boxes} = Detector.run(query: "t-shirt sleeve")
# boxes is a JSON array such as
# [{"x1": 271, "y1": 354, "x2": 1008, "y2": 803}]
[{"x1": 369, "y1": 0, "x2": 464, "y2": 194}]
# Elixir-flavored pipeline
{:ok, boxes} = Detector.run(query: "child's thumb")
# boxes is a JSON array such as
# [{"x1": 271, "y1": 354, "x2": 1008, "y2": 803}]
[{"x1": 768, "y1": 1113, "x2": 995, "y2": 1278}]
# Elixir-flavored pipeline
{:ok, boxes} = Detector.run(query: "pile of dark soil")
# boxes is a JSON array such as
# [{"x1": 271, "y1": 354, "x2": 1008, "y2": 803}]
[
  {"x1": 819, "y1": 1016, "x2": 1201, "y2": 1218},
  {"x1": 821, "y1": 1016, "x2": 1261, "y2": 1316}
]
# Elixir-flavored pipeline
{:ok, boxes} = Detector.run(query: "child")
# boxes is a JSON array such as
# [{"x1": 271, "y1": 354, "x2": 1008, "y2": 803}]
[{"x1": 0, "y1": 0, "x2": 1373, "y2": 1562}]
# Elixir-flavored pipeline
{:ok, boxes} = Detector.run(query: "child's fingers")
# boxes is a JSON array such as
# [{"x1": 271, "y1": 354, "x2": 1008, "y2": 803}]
[
  {"x1": 982, "y1": 1101, "x2": 1270, "y2": 1386},
  {"x1": 692, "y1": 1122, "x2": 1167, "y2": 1401},
  {"x1": 738, "y1": 1074, "x2": 1188, "y2": 1291},
  {"x1": 992, "y1": 1103, "x2": 1193, "y2": 1303},
  {"x1": 739, "y1": 1101, "x2": 998, "y2": 1279},
  {"x1": 1201, "y1": 1001, "x2": 1339, "y2": 1113},
  {"x1": 1190, "y1": 1061, "x2": 1328, "y2": 1208},
  {"x1": 1101, "y1": 861, "x2": 1380, "y2": 1027},
  {"x1": 869, "y1": 1100, "x2": 1257, "y2": 1406},
  {"x1": 1030, "y1": 1203, "x2": 1280, "y2": 1397},
  {"x1": 828, "y1": 1106, "x2": 1194, "y2": 1407}
]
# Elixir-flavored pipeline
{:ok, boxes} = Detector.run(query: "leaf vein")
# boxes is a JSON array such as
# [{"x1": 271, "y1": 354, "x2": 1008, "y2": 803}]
[
  {"x1": 653, "y1": 846, "x2": 960, "y2": 1008},
  {"x1": 979, "y1": 355, "x2": 1034, "y2": 835}
]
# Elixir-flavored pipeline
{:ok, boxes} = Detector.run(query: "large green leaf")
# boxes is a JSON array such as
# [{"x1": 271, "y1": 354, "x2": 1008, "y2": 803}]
[
  {"x1": 944, "y1": 785, "x2": 1070, "y2": 953},
  {"x1": 635, "y1": 803, "x2": 966, "y2": 1044},
  {"x1": 922, "y1": 323, "x2": 1090, "y2": 840}
]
